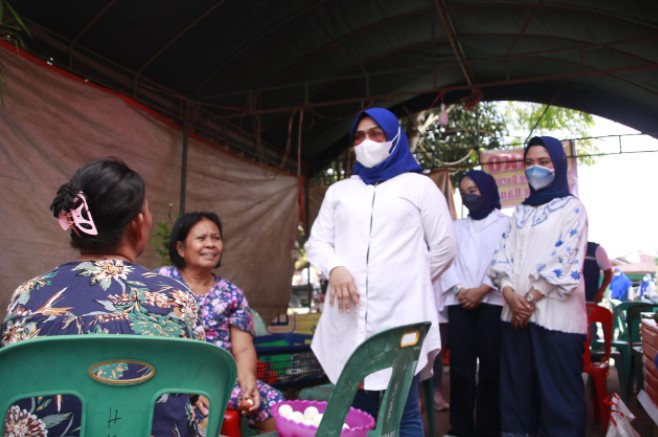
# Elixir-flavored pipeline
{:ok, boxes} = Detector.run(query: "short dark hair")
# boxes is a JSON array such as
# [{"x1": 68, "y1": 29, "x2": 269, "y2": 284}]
[
  {"x1": 50, "y1": 157, "x2": 145, "y2": 252},
  {"x1": 168, "y1": 212, "x2": 223, "y2": 269}
]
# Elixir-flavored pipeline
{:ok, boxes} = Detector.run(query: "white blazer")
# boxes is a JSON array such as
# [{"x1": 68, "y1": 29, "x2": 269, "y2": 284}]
[{"x1": 306, "y1": 173, "x2": 456, "y2": 390}]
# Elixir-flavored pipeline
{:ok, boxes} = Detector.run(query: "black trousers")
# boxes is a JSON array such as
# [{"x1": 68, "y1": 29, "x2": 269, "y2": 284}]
[{"x1": 448, "y1": 303, "x2": 502, "y2": 437}]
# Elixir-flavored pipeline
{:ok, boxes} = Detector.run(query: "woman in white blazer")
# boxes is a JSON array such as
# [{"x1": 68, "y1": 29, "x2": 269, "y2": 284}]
[{"x1": 305, "y1": 107, "x2": 456, "y2": 436}]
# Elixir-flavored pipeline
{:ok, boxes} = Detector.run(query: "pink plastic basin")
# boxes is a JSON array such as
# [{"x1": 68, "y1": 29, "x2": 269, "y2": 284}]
[{"x1": 272, "y1": 399, "x2": 375, "y2": 437}]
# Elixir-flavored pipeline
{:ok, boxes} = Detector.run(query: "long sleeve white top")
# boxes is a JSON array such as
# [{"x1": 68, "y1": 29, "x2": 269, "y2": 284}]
[
  {"x1": 488, "y1": 196, "x2": 589, "y2": 334},
  {"x1": 440, "y1": 210, "x2": 510, "y2": 309},
  {"x1": 306, "y1": 172, "x2": 456, "y2": 390}
]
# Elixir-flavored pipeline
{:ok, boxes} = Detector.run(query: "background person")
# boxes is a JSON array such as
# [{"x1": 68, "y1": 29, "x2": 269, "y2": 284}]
[
  {"x1": 157, "y1": 211, "x2": 283, "y2": 434},
  {"x1": 610, "y1": 267, "x2": 633, "y2": 302},
  {"x1": 440, "y1": 170, "x2": 509, "y2": 437},
  {"x1": 305, "y1": 107, "x2": 456, "y2": 436},
  {"x1": 1, "y1": 157, "x2": 204, "y2": 437},
  {"x1": 489, "y1": 136, "x2": 589, "y2": 436},
  {"x1": 639, "y1": 273, "x2": 657, "y2": 300},
  {"x1": 583, "y1": 241, "x2": 613, "y2": 304},
  {"x1": 583, "y1": 241, "x2": 613, "y2": 341}
]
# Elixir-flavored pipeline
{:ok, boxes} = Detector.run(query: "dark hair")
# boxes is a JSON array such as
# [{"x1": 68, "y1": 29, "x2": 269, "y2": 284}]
[
  {"x1": 50, "y1": 157, "x2": 145, "y2": 252},
  {"x1": 168, "y1": 212, "x2": 223, "y2": 269}
]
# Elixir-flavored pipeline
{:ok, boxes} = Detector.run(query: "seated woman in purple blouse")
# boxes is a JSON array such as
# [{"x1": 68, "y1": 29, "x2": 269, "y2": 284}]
[{"x1": 157, "y1": 211, "x2": 284, "y2": 434}]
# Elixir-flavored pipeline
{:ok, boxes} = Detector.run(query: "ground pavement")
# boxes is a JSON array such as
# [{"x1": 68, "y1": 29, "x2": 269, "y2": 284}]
[{"x1": 425, "y1": 361, "x2": 654, "y2": 437}]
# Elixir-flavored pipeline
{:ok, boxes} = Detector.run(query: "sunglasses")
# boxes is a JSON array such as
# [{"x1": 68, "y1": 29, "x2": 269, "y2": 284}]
[{"x1": 353, "y1": 127, "x2": 386, "y2": 145}]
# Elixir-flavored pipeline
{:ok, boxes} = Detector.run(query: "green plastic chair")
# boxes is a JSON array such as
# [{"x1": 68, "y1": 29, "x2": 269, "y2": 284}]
[
  {"x1": 316, "y1": 322, "x2": 431, "y2": 436},
  {"x1": 611, "y1": 301, "x2": 658, "y2": 398},
  {"x1": 250, "y1": 308, "x2": 269, "y2": 336},
  {"x1": 0, "y1": 334, "x2": 236, "y2": 436},
  {"x1": 297, "y1": 378, "x2": 436, "y2": 436}
]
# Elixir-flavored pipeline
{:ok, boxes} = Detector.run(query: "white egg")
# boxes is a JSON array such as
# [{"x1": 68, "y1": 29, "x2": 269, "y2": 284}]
[
  {"x1": 303, "y1": 406, "x2": 320, "y2": 418},
  {"x1": 342, "y1": 423, "x2": 350, "y2": 430},
  {"x1": 291, "y1": 411, "x2": 304, "y2": 423},
  {"x1": 301, "y1": 417, "x2": 315, "y2": 426},
  {"x1": 311, "y1": 414, "x2": 323, "y2": 426},
  {"x1": 278, "y1": 404, "x2": 293, "y2": 418}
]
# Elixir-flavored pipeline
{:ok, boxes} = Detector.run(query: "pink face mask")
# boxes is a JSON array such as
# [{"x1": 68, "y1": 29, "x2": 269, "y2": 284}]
[{"x1": 58, "y1": 192, "x2": 98, "y2": 236}]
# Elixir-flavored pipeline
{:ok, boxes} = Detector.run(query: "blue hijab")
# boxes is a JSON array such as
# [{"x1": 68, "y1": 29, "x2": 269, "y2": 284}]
[
  {"x1": 459, "y1": 170, "x2": 501, "y2": 220},
  {"x1": 350, "y1": 108, "x2": 422, "y2": 185},
  {"x1": 522, "y1": 136, "x2": 573, "y2": 206}
]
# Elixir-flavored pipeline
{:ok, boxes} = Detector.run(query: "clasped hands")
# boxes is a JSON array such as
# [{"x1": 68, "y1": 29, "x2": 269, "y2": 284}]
[
  {"x1": 503, "y1": 286, "x2": 540, "y2": 329},
  {"x1": 456, "y1": 286, "x2": 490, "y2": 309}
]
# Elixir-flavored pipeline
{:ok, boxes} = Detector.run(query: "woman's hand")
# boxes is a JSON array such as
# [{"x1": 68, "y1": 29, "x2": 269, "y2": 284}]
[
  {"x1": 328, "y1": 266, "x2": 360, "y2": 313},
  {"x1": 231, "y1": 326, "x2": 261, "y2": 414},
  {"x1": 238, "y1": 374, "x2": 260, "y2": 413},
  {"x1": 503, "y1": 286, "x2": 534, "y2": 329},
  {"x1": 511, "y1": 311, "x2": 532, "y2": 329},
  {"x1": 194, "y1": 395, "x2": 210, "y2": 417},
  {"x1": 457, "y1": 285, "x2": 491, "y2": 309}
]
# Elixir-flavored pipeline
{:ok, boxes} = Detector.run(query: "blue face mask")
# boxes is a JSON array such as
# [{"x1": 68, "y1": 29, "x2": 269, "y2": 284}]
[{"x1": 525, "y1": 165, "x2": 555, "y2": 191}]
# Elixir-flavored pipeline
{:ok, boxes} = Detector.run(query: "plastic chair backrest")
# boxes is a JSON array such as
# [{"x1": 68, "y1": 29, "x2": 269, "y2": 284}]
[
  {"x1": 584, "y1": 303, "x2": 613, "y2": 366},
  {"x1": 612, "y1": 301, "x2": 639, "y2": 341},
  {"x1": 625, "y1": 303, "x2": 658, "y2": 343},
  {"x1": 316, "y1": 322, "x2": 431, "y2": 437},
  {"x1": 250, "y1": 308, "x2": 269, "y2": 336},
  {"x1": 0, "y1": 334, "x2": 236, "y2": 436}
]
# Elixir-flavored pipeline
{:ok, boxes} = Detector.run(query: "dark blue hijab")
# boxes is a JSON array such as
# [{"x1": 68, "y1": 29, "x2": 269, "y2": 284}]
[
  {"x1": 459, "y1": 170, "x2": 501, "y2": 220},
  {"x1": 350, "y1": 108, "x2": 422, "y2": 185},
  {"x1": 522, "y1": 136, "x2": 573, "y2": 206}
]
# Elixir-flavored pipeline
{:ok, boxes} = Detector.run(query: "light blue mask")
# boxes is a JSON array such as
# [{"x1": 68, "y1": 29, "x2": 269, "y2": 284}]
[{"x1": 525, "y1": 165, "x2": 555, "y2": 190}]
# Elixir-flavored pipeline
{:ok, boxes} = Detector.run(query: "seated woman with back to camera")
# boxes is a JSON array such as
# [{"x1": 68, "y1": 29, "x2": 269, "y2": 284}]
[{"x1": 1, "y1": 157, "x2": 204, "y2": 436}]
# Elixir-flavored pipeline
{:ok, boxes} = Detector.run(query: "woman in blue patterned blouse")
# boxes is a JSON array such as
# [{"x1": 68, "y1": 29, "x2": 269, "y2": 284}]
[{"x1": 489, "y1": 136, "x2": 589, "y2": 436}]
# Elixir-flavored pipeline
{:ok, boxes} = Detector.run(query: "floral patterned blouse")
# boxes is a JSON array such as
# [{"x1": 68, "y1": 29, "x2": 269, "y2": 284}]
[
  {"x1": 489, "y1": 196, "x2": 588, "y2": 334},
  {"x1": 157, "y1": 266, "x2": 284, "y2": 426},
  {"x1": 1, "y1": 260, "x2": 205, "y2": 437}
]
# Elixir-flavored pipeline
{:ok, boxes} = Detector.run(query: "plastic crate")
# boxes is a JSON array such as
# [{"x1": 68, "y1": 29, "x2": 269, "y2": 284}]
[{"x1": 255, "y1": 333, "x2": 328, "y2": 389}]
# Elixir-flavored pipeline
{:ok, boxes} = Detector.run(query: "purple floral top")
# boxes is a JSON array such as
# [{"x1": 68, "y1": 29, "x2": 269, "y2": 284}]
[
  {"x1": 157, "y1": 266, "x2": 284, "y2": 426},
  {"x1": 156, "y1": 266, "x2": 254, "y2": 352}
]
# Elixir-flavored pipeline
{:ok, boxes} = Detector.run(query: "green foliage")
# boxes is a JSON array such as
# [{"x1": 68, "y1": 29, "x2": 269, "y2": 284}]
[
  {"x1": 153, "y1": 220, "x2": 172, "y2": 266},
  {"x1": 407, "y1": 102, "x2": 508, "y2": 186},
  {"x1": 502, "y1": 102, "x2": 594, "y2": 138},
  {"x1": 0, "y1": 0, "x2": 29, "y2": 100},
  {"x1": 499, "y1": 101, "x2": 597, "y2": 164},
  {"x1": 0, "y1": 1, "x2": 28, "y2": 45}
]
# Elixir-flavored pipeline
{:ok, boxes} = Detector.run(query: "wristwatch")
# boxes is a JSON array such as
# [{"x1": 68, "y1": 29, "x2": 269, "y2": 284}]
[{"x1": 525, "y1": 292, "x2": 536, "y2": 305}]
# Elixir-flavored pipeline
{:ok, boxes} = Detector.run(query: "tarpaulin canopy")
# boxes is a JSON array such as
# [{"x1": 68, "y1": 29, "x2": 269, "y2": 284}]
[{"x1": 7, "y1": 0, "x2": 658, "y2": 177}]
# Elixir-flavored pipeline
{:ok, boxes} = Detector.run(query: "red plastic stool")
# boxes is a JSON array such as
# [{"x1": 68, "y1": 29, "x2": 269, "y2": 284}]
[{"x1": 220, "y1": 409, "x2": 242, "y2": 437}]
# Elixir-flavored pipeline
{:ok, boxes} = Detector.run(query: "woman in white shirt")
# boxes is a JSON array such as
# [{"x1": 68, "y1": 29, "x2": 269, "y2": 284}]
[
  {"x1": 441, "y1": 170, "x2": 508, "y2": 437},
  {"x1": 305, "y1": 107, "x2": 456, "y2": 436},
  {"x1": 489, "y1": 136, "x2": 588, "y2": 436}
]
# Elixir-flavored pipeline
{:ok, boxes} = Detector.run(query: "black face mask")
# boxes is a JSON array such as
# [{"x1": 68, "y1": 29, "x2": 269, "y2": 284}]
[{"x1": 462, "y1": 193, "x2": 484, "y2": 214}]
